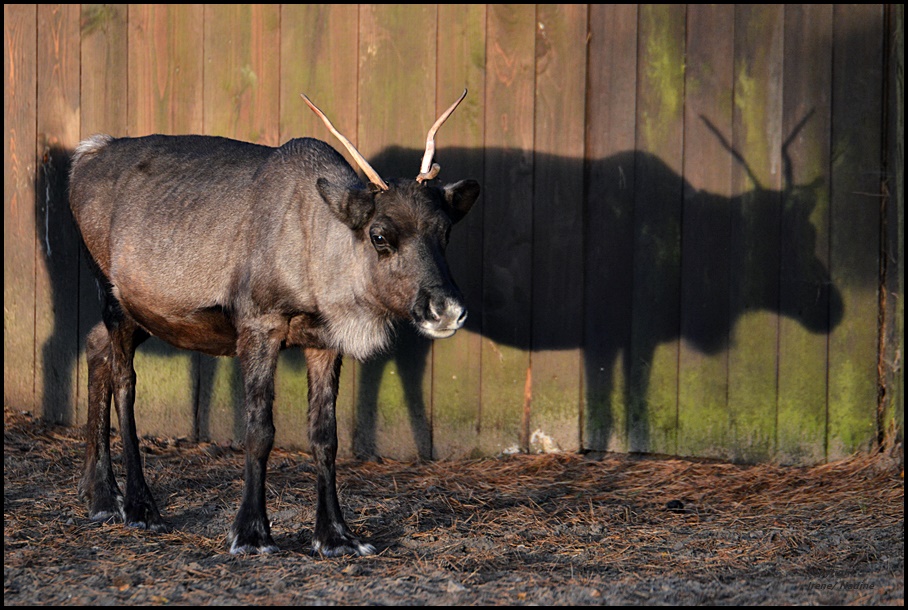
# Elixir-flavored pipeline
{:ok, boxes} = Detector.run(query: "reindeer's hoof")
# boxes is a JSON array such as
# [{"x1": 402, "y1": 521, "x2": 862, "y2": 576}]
[
  {"x1": 125, "y1": 513, "x2": 168, "y2": 533},
  {"x1": 229, "y1": 539, "x2": 280, "y2": 555},
  {"x1": 313, "y1": 539, "x2": 375, "y2": 557},
  {"x1": 229, "y1": 540, "x2": 280, "y2": 555},
  {"x1": 313, "y1": 525, "x2": 376, "y2": 557},
  {"x1": 229, "y1": 522, "x2": 279, "y2": 555},
  {"x1": 87, "y1": 499, "x2": 127, "y2": 526},
  {"x1": 88, "y1": 506, "x2": 125, "y2": 524},
  {"x1": 124, "y1": 495, "x2": 167, "y2": 532},
  {"x1": 81, "y1": 480, "x2": 126, "y2": 524}
]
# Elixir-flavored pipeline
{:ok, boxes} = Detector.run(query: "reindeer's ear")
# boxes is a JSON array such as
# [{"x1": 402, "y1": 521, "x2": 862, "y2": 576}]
[
  {"x1": 442, "y1": 179, "x2": 480, "y2": 224},
  {"x1": 316, "y1": 178, "x2": 375, "y2": 230}
]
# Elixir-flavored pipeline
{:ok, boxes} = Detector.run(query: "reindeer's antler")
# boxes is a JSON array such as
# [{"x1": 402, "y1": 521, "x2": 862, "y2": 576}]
[
  {"x1": 700, "y1": 110, "x2": 816, "y2": 194},
  {"x1": 781, "y1": 109, "x2": 816, "y2": 194},
  {"x1": 416, "y1": 89, "x2": 468, "y2": 183},
  {"x1": 699, "y1": 115, "x2": 764, "y2": 189},
  {"x1": 302, "y1": 94, "x2": 390, "y2": 191}
]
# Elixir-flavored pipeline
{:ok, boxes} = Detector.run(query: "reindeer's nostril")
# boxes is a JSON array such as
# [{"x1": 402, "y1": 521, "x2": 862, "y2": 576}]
[
  {"x1": 428, "y1": 300, "x2": 442, "y2": 322},
  {"x1": 456, "y1": 307, "x2": 468, "y2": 326}
]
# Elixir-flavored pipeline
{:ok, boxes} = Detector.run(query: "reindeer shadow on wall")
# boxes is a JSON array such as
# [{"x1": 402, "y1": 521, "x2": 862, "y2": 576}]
[
  {"x1": 362, "y1": 115, "x2": 844, "y2": 459},
  {"x1": 37, "y1": 114, "x2": 842, "y2": 459},
  {"x1": 35, "y1": 144, "x2": 79, "y2": 426}
]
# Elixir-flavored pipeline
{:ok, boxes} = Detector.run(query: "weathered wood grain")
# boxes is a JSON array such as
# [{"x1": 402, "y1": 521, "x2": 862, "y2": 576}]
[{"x1": 2, "y1": 4, "x2": 893, "y2": 465}]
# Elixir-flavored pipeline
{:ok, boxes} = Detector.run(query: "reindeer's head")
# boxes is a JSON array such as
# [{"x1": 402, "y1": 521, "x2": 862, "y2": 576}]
[{"x1": 302, "y1": 90, "x2": 481, "y2": 341}]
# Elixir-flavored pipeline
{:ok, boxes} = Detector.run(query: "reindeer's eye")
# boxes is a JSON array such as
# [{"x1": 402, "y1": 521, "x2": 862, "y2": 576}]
[
  {"x1": 368, "y1": 219, "x2": 398, "y2": 254},
  {"x1": 370, "y1": 231, "x2": 393, "y2": 253}
]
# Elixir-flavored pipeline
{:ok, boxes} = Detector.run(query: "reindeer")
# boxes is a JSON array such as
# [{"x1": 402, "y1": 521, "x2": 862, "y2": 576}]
[{"x1": 69, "y1": 91, "x2": 480, "y2": 556}]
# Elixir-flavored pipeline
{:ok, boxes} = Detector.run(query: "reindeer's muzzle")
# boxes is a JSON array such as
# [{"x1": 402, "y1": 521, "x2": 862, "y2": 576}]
[{"x1": 412, "y1": 291, "x2": 468, "y2": 339}]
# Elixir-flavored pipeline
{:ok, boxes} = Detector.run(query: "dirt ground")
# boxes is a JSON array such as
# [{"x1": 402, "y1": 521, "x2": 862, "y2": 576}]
[{"x1": 3, "y1": 406, "x2": 904, "y2": 606}]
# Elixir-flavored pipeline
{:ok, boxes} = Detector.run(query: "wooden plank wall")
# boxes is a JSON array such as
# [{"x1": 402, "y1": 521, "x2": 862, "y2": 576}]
[{"x1": 3, "y1": 4, "x2": 900, "y2": 465}]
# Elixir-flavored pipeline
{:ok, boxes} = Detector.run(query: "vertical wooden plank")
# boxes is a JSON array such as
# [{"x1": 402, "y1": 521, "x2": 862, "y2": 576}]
[
  {"x1": 4, "y1": 5, "x2": 37, "y2": 413},
  {"x1": 884, "y1": 5, "x2": 904, "y2": 448},
  {"x1": 281, "y1": 4, "x2": 358, "y2": 166},
  {"x1": 726, "y1": 4, "x2": 784, "y2": 462},
  {"x1": 357, "y1": 4, "x2": 437, "y2": 460},
  {"x1": 677, "y1": 4, "x2": 735, "y2": 459},
  {"x1": 280, "y1": 4, "x2": 360, "y2": 456},
  {"x1": 583, "y1": 4, "x2": 637, "y2": 453},
  {"x1": 630, "y1": 4, "x2": 686, "y2": 454},
  {"x1": 129, "y1": 4, "x2": 203, "y2": 136},
  {"x1": 358, "y1": 3, "x2": 435, "y2": 158},
  {"x1": 776, "y1": 4, "x2": 834, "y2": 464},
  {"x1": 827, "y1": 4, "x2": 884, "y2": 459},
  {"x1": 80, "y1": 4, "x2": 127, "y2": 135},
  {"x1": 432, "y1": 4, "x2": 487, "y2": 460},
  {"x1": 531, "y1": 4, "x2": 588, "y2": 453},
  {"x1": 127, "y1": 4, "x2": 204, "y2": 440},
  {"x1": 480, "y1": 4, "x2": 536, "y2": 456},
  {"x1": 35, "y1": 4, "x2": 81, "y2": 425},
  {"x1": 201, "y1": 4, "x2": 281, "y2": 444},
  {"x1": 204, "y1": 4, "x2": 280, "y2": 145}
]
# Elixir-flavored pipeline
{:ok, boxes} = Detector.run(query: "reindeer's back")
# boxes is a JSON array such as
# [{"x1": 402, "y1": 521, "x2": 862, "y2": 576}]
[{"x1": 70, "y1": 134, "x2": 275, "y2": 272}]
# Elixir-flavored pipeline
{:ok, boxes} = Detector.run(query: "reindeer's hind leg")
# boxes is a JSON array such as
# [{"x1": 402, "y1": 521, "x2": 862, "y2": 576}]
[
  {"x1": 79, "y1": 322, "x2": 123, "y2": 522},
  {"x1": 80, "y1": 291, "x2": 162, "y2": 531},
  {"x1": 103, "y1": 303, "x2": 163, "y2": 531}
]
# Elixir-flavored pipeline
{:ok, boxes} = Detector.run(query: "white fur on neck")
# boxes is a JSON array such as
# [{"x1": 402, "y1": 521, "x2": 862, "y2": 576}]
[{"x1": 325, "y1": 308, "x2": 393, "y2": 360}]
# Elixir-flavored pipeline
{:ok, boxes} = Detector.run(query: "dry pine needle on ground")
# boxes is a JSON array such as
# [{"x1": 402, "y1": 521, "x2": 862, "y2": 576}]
[{"x1": 4, "y1": 407, "x2": 903, "y2": 605}]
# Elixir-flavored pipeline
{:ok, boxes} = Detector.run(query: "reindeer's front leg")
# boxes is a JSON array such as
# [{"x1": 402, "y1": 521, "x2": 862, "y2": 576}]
[
  {"x1": 229, "y1": 320, "x2": 282, "y2": 554},
  {"x1": 305, "y1": 347, "x2": 375, "y2": 557}
]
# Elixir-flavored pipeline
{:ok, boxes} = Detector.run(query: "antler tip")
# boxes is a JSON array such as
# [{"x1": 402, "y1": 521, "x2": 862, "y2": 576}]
[
  {"x1": 416, "y1": 89, "x2": 469, "y2": 180},
  {"x1": 302, "y1": 93, "x2": 390, "y2": 191}
]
